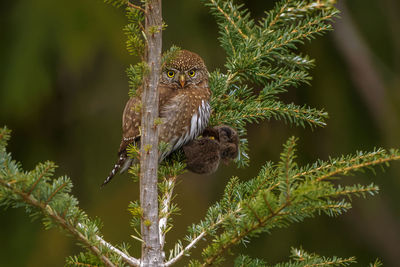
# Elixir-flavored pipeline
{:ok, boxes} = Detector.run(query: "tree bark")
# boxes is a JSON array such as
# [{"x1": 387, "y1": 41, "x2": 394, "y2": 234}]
[{"x1": 140, "y1": 0, "x2": 163, "y2": 266}]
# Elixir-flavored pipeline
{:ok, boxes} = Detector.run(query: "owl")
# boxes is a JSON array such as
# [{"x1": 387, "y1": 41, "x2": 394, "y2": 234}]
[{"x1": 102, "y1": 50, "x2": 211, "y2": 186}]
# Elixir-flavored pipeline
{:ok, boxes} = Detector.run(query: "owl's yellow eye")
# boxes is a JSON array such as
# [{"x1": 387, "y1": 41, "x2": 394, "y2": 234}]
[
  {"x1": 188, "y1": 70, "x2": 196, "y2": 77},
  {"x1": 167, "y1": 71, "x2": 175, "y2": 78}
]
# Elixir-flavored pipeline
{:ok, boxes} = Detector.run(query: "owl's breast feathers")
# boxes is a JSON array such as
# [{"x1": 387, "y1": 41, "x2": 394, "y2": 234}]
[
  {"x1": 159, "y1": 83, "x2": 211, "y2": 159},
  {"x1": 119, "y1": 82, "x2": 210, "y2": 151}
]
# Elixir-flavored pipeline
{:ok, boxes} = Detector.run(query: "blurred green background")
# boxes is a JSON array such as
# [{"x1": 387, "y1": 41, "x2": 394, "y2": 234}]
[{"x1": 1, "y1": 0, "x2": 400, "y2": 266}]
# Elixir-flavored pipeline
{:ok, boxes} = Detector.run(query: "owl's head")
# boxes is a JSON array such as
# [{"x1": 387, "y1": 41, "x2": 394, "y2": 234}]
[{"x1": 160, "y1": 50, "x2": 208, "y2": 89}]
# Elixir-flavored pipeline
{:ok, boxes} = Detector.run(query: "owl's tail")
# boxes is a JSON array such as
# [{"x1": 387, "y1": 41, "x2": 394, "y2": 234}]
[{"x1": 101, "y1": 151, "x2": 133, "y2": 187}]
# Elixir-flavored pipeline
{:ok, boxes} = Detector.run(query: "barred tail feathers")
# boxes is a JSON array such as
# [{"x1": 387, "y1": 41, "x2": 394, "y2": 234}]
[
  {"x1": 101, "y1": 152, "x2": 128, "y2": 187},
  {"x1": 120, "y1": 157, "x2": 133, "y2": 173}
]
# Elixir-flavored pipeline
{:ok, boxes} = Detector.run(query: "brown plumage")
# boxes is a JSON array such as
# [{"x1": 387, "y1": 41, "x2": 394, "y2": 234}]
[
  {"x1": 183, "y1": 134, "x2": 221, "y2": 175},
  {"x1": 183, "y1": 125, "x2": 239, "y2": 175},
  {"x1": 103, "y1": 50, "x2": 211, "y2": 186},
  {"x1": 215, "y1": 125, "x2": 239, "y2": 163}
]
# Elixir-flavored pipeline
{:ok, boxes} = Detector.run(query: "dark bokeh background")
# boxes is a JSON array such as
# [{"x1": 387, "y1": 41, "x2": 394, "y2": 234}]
[{"x1": 1, "y1": 0, "x2": 400, "y2": 266}]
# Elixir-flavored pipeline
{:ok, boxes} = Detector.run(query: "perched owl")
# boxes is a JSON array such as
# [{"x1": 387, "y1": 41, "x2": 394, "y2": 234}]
[{"x1": 102, "y1": 50, "x2": 211, "y2": 186}]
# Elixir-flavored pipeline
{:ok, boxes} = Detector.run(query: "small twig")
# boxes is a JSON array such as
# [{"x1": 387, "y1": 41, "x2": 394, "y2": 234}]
[
  {"x1": 139, "y1": 24, "x2": 146, "y2": 37},
  {"x1": 210, "y1": 0, "x2": 248, "y2": 39},
  {"x1": 293, "y1": 150, "x2": 383, "y2": 179},
  {"x1": 268, "y1": 3, "x2": 287, "y2": 28},
  {"x1": 316, "y1": 155, "x2": 400, "y2": 182},
  {"x1": 77, "y1": 223, "x2": 141, "y2": 267},
  {"x1": 166, "y1": 216, "x2": 227, "y2": 266},
  {"x1": 27, "y1": 164, "x2": 52, "y2": 195},
  {"x1": 263, "y1": 14, "x2": 335, "y2": 58},
  {"x1": 262, "y1": 193, "x2": 275, "y2": 215},
  {"x1": 284, "y1": 139, "x2": 295, "y2": 202},
  {"x1": 159, "y1": 176, "x2": 177, "y2": 250},
  {"x1": 303, "y1": 258, "x2": 356, "y2": 267},
  {"x1": 127, "y1": 1, "x2": 146, "y2": 13},
  {"x1": 244, "y1": 203, "x2": 262, "y2": 224},
  {"x1": 164, "y1": 231, "x2": 207, "y2": 267},
  {"x1": 68, "y1": 262, "x2": 99, "y2": 267},
  {"x1": 45, "y1": 182, "x2": 67, "y2": 205}
]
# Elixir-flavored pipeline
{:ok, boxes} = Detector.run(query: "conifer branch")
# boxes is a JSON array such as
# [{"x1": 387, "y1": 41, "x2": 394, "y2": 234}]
[
  {"x1": 45, "y1": 182, "x2": 68, "y2": 205},
  {"x1": 1, "y1": 176, "x2": 141, "y2": 266},
  {"x1": 193, "y1": 139, "x2": 400, "y2": 265},
  {"x1": 293, "y1": 150, "x2": 387, "y2": 179},
  {"x1": 27, "y1": 163, "x2": 52, "y2": 195},
  {"x1": 315, "y1": 154, "x2": 400, "y2": 182},
  {"x1": 203, "y1": 0, "x2": 339, "y2": 166},
  {"x1": 209, "y1": 0, "x2": 248, "y2": 40},
  {"x1": 0, "y1": 179, "x2": 116, "y2": 267},
  {"x1": 201, "y1": 203, "x2": 289, "y2": 266},
  {"x1": 268, "y1": 3, "x2": 288, "y2": 28},
  {"x1": 77, "y1": 223, "x2": 140, "y2": 267},
  {"x1": 0, "y1": 127, "x2": 141, "y2": 266},
  {"x1": 263, "y1": 13, "x2": 337, "y2": 56},
  {"x1": 71, "y1": 262, "x2": 97, "y2": 267},
  {"x1": 164, "y1": 231, "x2": 206, "y2": 266},
  {"x1": 292, "y1": 149, "x2": 400, "y2": 182},
  {"x1": 235, "y1": 248, "x2": 357, "y2": 267},
  {"x1": 159, "y1": 175, "x2": 177, "y2": 250},
  {"x1": 166, "y1": 216, "x2": 227, "y2": 266}
]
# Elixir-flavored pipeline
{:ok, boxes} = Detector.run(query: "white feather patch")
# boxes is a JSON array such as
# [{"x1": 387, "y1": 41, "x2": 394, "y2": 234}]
[
  {"x1": 190, "y1": 113, "x2": 198, "y2": 136},
  {"x1": 160, "y1": 100, "x2": 211, "y2": 161}
]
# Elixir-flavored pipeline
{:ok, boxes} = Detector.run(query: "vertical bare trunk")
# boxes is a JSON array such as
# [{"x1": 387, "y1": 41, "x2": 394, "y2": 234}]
[{"x1": 140, "y1": 0, "x2": 163, "y2": 266}]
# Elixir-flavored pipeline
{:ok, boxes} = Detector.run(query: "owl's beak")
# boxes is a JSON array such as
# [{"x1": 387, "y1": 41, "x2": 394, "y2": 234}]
[{"x1": 179, "y1": 74, "x2": 186, "y2": 88}]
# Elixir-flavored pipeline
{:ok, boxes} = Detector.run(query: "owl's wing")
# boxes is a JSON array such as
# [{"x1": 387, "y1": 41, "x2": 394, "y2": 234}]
[
  {"x1": 104, "y1": 85, "x2": 176, "y2": 186},
  {"x1": 119, "y1": 84, "x2": 176, "y2": 153},
  {"x1": 103, "y1": 95, "x2": 141, "y2": 186},
  {"x1": 119, "y1": 95, "x2": 142, "y2": 154}
]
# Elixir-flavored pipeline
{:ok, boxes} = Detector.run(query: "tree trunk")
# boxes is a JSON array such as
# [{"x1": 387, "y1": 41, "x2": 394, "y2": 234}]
[{"x1": 140, "y1": 0, "x2": 163, "y2": 266}]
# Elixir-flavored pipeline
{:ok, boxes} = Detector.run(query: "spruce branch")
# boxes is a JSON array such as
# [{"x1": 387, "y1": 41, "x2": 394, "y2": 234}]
[
  {"x1": 233, "y1": 247, "x2": 357, "y2": 267},
  {"x1": 168, "y1": 184, "x2": 244, "y2": 265},
  {"x1": 188, "y1": 138, "x2": 400, "y2": 265},
  {"x1": 202, "y1": 0, "x2": 338, "y2": 166},
  {"x1": 0, "y1": 179, "x2": 116, "y2": 267},
  {"x1": 0, "y1": 127, "x2": 140, "y2": 267},
  {"x1": 208, "y1": 0, "x2": 249, "y2": 40},
  {"x1": 369, "y1": 259, "x2": 383, "y2": 267},
  {"x1": 159, "y1": 174, "x2": 177, "y2": 250},
  {"x1": 165, "y1": 230, "x2": 206, "y2": 267},
  {"x1": 77, "y1": 223, "x2": 140, "y2": 267},
  {"x1": 290, "y1": 247, "x2": 357, "y2": 267},
  {"x1": 66, "y1": 252, "x2": 105, "y2": 267},
  {"x1": 166, "y1": 216, "x2": 227, "y2": 266},
  {"x1": 315, "y1": 152, "x2": 400, "y2": 182},
  {"x1": 293, "y1": 148, "x2": 400, "y2": 182}
]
